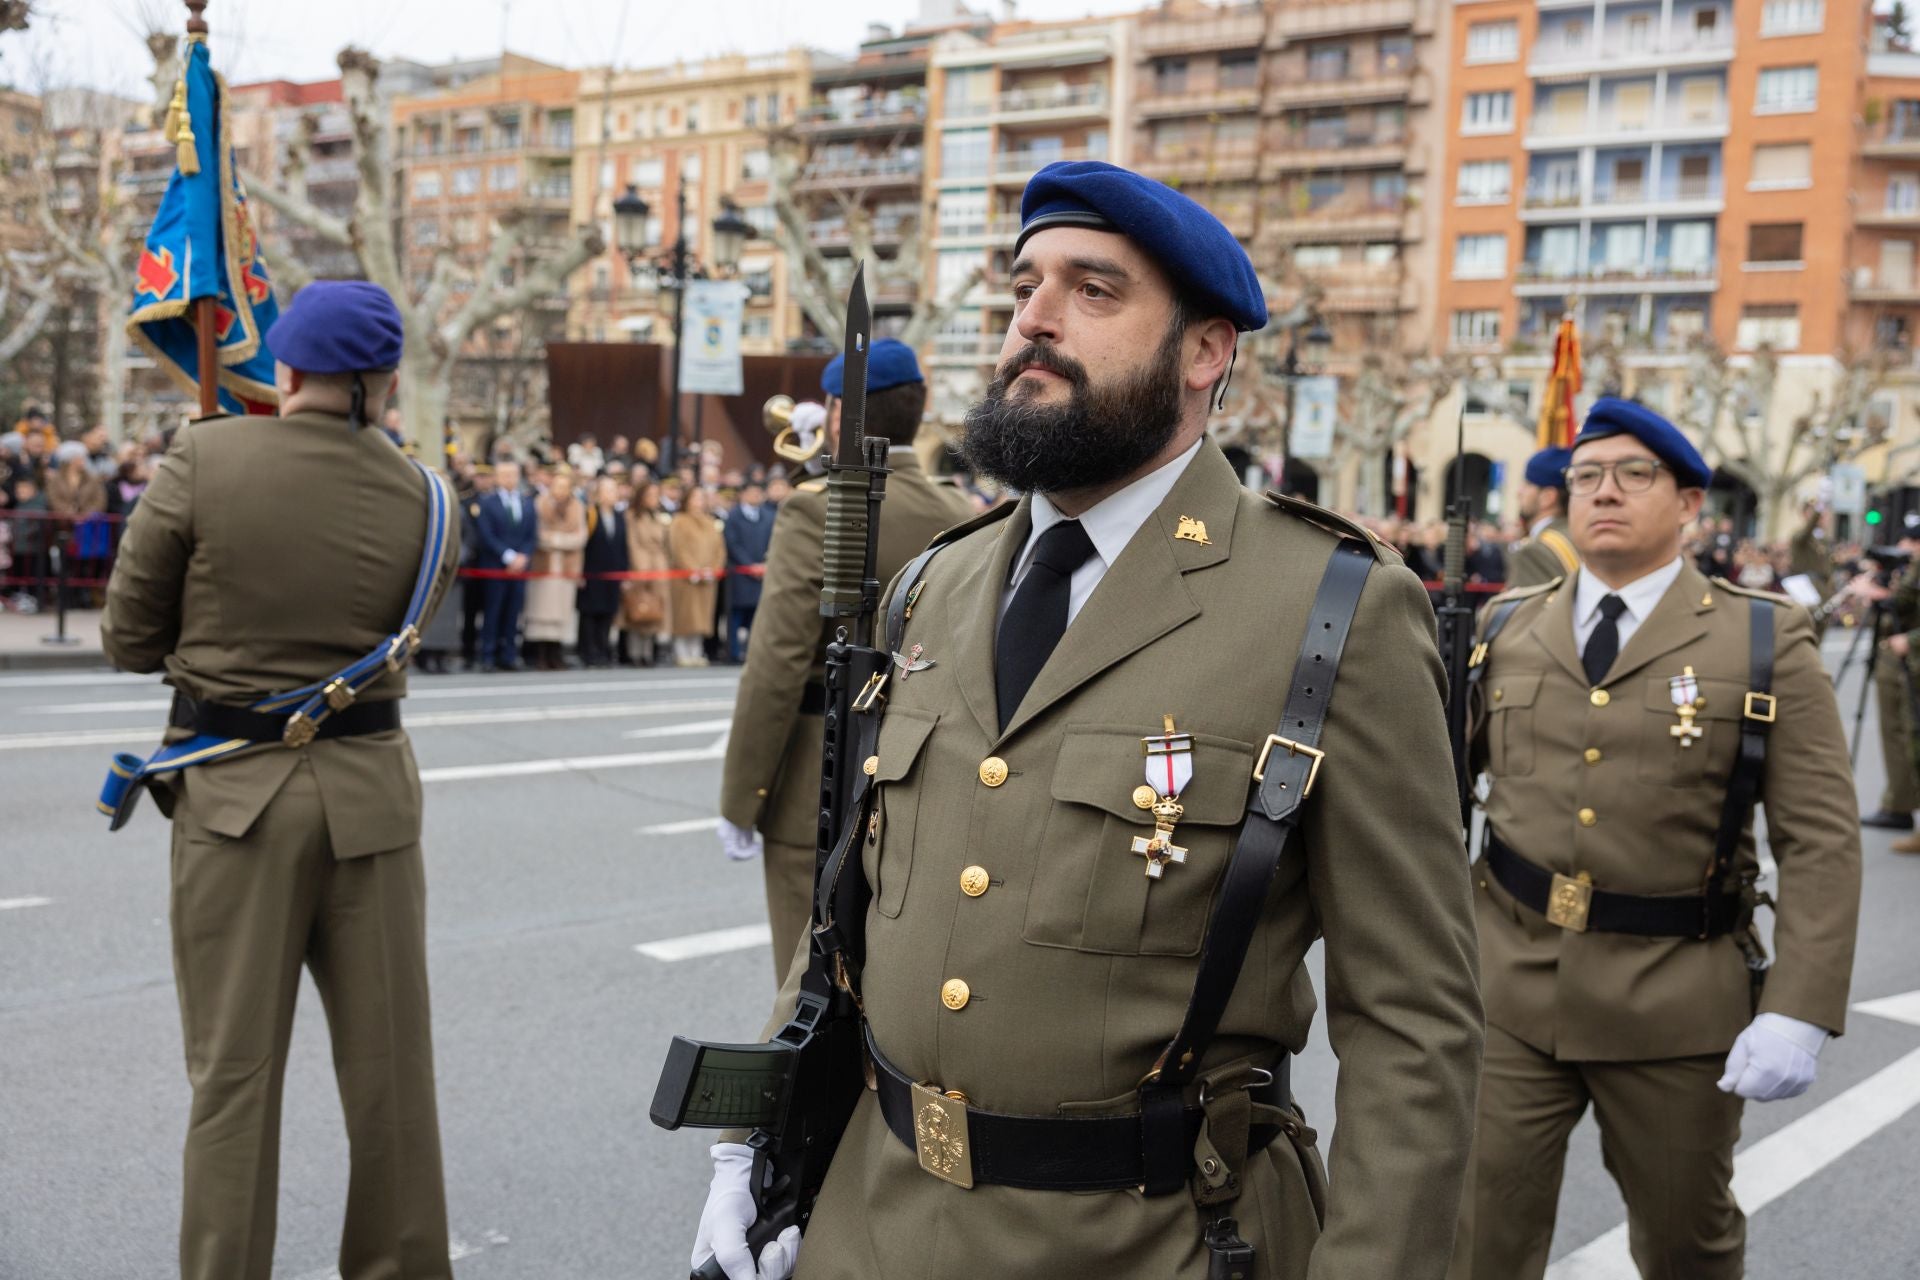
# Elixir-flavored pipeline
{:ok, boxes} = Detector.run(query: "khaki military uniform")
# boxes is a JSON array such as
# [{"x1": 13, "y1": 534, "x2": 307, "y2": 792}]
[
  {"x1": 1505, "y1": 516, "x2": 1578, "y2": 590},
  {"x1": 101, "y1": 412, "x2": 460, "y2": 1280},
  {"x1": 720, "y1": 448, "x2": 973, "y2": 979},
  {"x1": 1880, "y1": 559, "x2": 1920, "y2": 805},
  {"x1": 1452, "y1": 567, "x2": 1861, "y2": 1280},
  {"x1": 763, "y1": 443, "x2": 1483, "y2": 1278}
]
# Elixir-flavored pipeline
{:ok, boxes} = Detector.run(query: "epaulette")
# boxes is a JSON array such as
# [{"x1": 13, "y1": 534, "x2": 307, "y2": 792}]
[
  {"x1": 1263, "y1": 491, "x2": 1387, "y2": 559},
  {"x1": 1485, "y1": 576, "x2": 1562, "y2": 607},
  {"x1": 932, "y1": 497, "x2": 1017, "y2": 547},
  {"x1": 1710, "y1": 576, "x2": 1793, "y2": 606}
]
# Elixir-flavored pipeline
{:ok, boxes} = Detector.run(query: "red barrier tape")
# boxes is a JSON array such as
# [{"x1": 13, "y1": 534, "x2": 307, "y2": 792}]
[{"x1": 458, "y1": 565, "x2": 764, "y2": 582}]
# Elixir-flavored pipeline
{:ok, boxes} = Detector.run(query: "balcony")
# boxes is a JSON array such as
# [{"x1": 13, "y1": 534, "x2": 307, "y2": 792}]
[
  {"x1": 1136, "y1": 85, "x2": 1263, "y2": 119},
  {"x1": 1264, "y1": 68, "x2": 1420, "y2": 111},
  {"x1": 1518, "y1": 176, "x2": 1723, "y2": 221},
  {"x1": 792, "y1": 99, "x2": 927, "y2": 138},
  {"x1": 1851, "y1": 272, "x2": 1920, "y2": 304},
  {"x1": 811, "y1": 52, "x2": 930, "y2": 88},
  {"x1": 1524, "y1": 105, "x2": 1728, "y2": 150},
  {"x1": 1513, "y1": 261, "x2": 1718, "y2": 296},
  {"x1": 1529, "y1": 29, "x2": 1733, "y2": 79},
  {"x1": 1269, "y1": 0, "x2": 1423, "y2": 43},
  {"x1": 930, "y1": 333, "x2": 1004, "y2": 363},
  {"x1": 1856, "y1": 205, "x2": 1920, "y2": 230},
  {"x1": 793, "y1": 152, "x2": 923, "y2": 192},
  {"x1": 1264, "y1": 129, "x2": 1411, "y2": 173},
  {"x1": 1261, "y1": 202, "x2": 1411, "y2": 243},
  {"x1": 1290, "y1": 263, "x2": 1412, "y2": 314},
  {"x1": 303, "y1": 156, "x2": 360, "y2": 186},
  {"x1": 1863, "y1": 121, "x2": 1920, "y2": 160},
  {"x1": 990, "y1": 145, "x2": 1108, "y2": 184},
  {"x1": 805, "y1": 215, "x2": 910, "y2": 248},
  {"x1": 1134, "y1": 144, "x2": 1260, "y2": 185},
  {"x1": 992, "y1": 84, "x2": 1110, "y2": 124},
  {"x1": 1137, "y1": 6, "x2": 1267, "y2": 56}
]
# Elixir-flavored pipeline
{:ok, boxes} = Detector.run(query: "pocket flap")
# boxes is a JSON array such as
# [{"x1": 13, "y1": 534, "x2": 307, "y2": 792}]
[
  {"x1": 1641, "y1": 675, "x2": 1748, "y2": 722},
  {"x1": 1051, "y1": 724, "x2": 1255, "y2": 825},
  {"x1": 872, "y1": 708, "x2": 938, "y2": 783},
  {"x1": 1488, "y1": 671, "x2": 1543, "y2": 711}
]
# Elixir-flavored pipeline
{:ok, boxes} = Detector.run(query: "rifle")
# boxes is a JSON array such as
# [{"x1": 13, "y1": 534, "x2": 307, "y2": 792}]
[
  {"x1": 651, "y1": 266, "x2": 891, "y2": 1279},
  {"x1": 1437, "y1": 407, "x2": 1475, "y2": 828}
]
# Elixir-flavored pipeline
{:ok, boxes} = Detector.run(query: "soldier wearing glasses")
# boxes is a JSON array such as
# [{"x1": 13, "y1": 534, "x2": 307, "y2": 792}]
[{"x1": 1451, "y1": 398, "x2": 1860, "y2": 1280}]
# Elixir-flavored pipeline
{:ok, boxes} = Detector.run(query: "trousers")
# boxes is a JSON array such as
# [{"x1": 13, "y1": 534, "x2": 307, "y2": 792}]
[{"x1": 1874, "y1": 646, "x2": 1920, "y2": 811}]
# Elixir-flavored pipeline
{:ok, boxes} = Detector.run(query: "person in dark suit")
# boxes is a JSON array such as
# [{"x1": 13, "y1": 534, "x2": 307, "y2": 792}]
[
  {"x1": 721, "y1": 478, "x2": 775, "y2": 663},
  {"x1": 474, "y1": 458, "x2": 537, "y2": 671},
  {"x1": 577, "y1": 474, "x2": 629, "y2": 668},
  {"x1": 458, "y1": 465, "x2": 494, "y2": 670}
]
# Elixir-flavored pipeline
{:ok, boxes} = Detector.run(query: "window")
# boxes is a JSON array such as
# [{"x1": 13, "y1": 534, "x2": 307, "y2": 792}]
[
  {"x1": 488, "y1": 163, "x2": 519, "y2": 192},
  {"x1": 1694, "y1": 7, "x2": 1721, "y2": 39},
  {"x1": 1890, "y1": 174, "x2": 1920, "y2": 215},
  {"x1": 1453, "y1": 233, "x2": 1506, "y2": 279},
  {"x1": 941, "y1": 129, "x2": 990, "y2": 179},
  {"x1": 744, "y1": 96, "x2": 758, "y2": 127},
  {"x1": 1756, "y1": 66, "x2": 1818, "y2": 113},
  {"x1": 451, "y1": 166, "x2": 480, "y2": 196},
  {"x1": 549, "y1": 113, "x2": 573, "y2": 149},
  {"x1": 631, "y1": 157, "x2": 665, "y2": 188},
  {"x1": 1370, "y1": 172, "x2": 1406, "y2": 208},
  {"x1": 1463, "y1": 91, "x2": 1514, "y2": 134},
  {"x1": 1306, "y1": 43, "x2": 1350, "y2": 82},
  {"x1": 412, "y1": 220, "x2": 440, "y2": 247},
  {"x1": 1601, "y1": 222, "x2": 1645, "y2": 270},
  {"x1": 1749, "y1": 141, "x2": 1811, "y2": 189},
  {"x1": 1534, "y1": 226, "x2": 1580, "y2": 275},
  {"x1": 1668, "y1": 221, "x2": 1713, "y2": 272},
  {"x1": 744, "y1": 315, "x2": 772, "y2": 342},
  {"x1": 1746, "y1": 222, "x2": 1803, "y2": 265},
  {"x1": 1466, "y1": 20, "x2": 1519, "y2": 63},
  {"x1": 683, "y1": 152, "x2": 703, "y2": 181},
  {"x1": 1155, "y1": 58, "x2": 1189, "y2": 95},
  {"x1": 412, "y1": 170, "x2": 441, "y2": 199},
  {"x1": 1737, "y1": 304, "x2": 1800, "y2": 350},
  {"x1": 937, "y1": 248, "x2": 979, "y2": 296},
  {"x1": 1218, "y1": 53, "x2": 1259, "y2": 90},
  {"x1": 1294, "y1": 244, "x2": 1342, "y2": 269},
  {"x1": 743, "y1": 204, "x2": 776, "y2": 238},
  {"x1": 1667, "y1": 307, "x2": 1706, "y2": 346},
  {"x1": 766, "y1": 93, "x2": 780, "y2": 124},
  {"x1": 937, "y1": 189, "x2": 987, "y2": 237},
  {"x1": 1451, "y1": 309, "x2": 1501, "y2": 347},
  {"x1": 1364, "y1": 242, "x2": 1396, "y2": 267},
  {"x1": 1458, "y1": 158, "x2": 1511, "y2": 204},
  {"x1": 1378, "y1": 34, "x2": 1413, "y2": 73},
  {"x1": 1762, "y1": 1, "x2": 1823, "y2": 36},
  {"x1": 687, "y1": 100, "x2": 701, "y2": 133},
  {"x1": 741, "y1": 148, "x2": 770, "y2": 181}
]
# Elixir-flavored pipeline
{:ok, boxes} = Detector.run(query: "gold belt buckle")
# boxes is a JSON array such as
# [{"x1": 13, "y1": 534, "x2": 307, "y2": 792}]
[
  {"x1": 1545, "y1": 871, "x2": 1593, "y2": 932},
  {"x1": 1252, "y1": 735, "x2": 1326, "y2": 797},
  {"x1": 282, "y1": 711, "x2": 317, "y2": 749},
  {"x1": 909, "y1": 1082, "x2": 974, "y2": 1189}
]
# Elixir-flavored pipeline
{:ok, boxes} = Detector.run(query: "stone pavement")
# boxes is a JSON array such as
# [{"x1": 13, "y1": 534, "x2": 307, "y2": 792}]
[{"x1": 0, "y1": 605, "x2": 106, "y2": 670}]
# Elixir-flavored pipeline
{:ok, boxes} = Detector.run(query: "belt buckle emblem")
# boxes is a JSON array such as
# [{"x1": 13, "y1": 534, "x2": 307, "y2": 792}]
[
  {"x1": 1546, "y1": 872, "x2": 1593, "y2": 932},
  {"x1": 909, "y1": 1082, "x2": 974, "y2": 1189}
]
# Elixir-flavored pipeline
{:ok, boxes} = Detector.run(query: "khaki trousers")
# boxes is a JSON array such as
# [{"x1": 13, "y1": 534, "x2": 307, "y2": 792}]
[
  {"x1": 171, "y1": 760, "x2": 450, "y2": 1280},
  {"x1": 1875, "y1": 648, "x2": 1920, "y2": 812},
  {"x1": 1449, "y1": 1024, "x2": 1744, "y2": 1280},
  {"x1": 762, "y1": 837, "x2": 815, "y2": 985}
]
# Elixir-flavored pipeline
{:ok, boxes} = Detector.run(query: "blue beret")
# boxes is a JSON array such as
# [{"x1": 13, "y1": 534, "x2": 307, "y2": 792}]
[
  {"x1": 1016, "y1": 160, "x2": 1266, "y2": 332},
  {"x1": 1524, "y1": 447, "x2": 1573, "y2": 489},
  {"x1": 271, "y1": 280, "x2": 404, "y2": 375},
  {"x1": 1575, "y1": 397, "x2": 1712, "y2": 490},
  {"x1": 822, "y1": 338, "x2": 922, "y2": 398}
]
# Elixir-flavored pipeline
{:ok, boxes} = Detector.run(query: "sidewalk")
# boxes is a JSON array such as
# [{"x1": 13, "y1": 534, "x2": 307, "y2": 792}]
[{"x1": 0, "y1": 605, "x2": 109, "y2": 671}]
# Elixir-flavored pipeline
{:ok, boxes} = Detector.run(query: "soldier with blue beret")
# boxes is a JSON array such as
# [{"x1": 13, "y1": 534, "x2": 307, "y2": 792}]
[{"x1": 1507, "y1": 445, "x2": 1579, "y2": 589}]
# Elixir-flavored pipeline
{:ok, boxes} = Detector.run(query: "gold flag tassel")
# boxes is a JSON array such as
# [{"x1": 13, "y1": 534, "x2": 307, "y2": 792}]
[{"x1": 168, "y1": 76, "x2": 200, "y2": 176}]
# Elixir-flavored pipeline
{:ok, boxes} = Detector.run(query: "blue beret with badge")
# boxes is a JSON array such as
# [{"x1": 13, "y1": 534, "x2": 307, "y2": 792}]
[
  {"x1": 272, "y1": 280, "x2": 405, "y2": 374},
  {"x1": 1524, "y1": 447, "x2": 1573, "y2": 490},
  {"x1": 1575, "y1": 396, "x2": 1712, "y2": 489},
  {"x1": 821, "y1": 337, "x2": 922, "y2": 398},
  {"x1": 1015, "y1": 160, "x2": 1267, "y2": 332}
]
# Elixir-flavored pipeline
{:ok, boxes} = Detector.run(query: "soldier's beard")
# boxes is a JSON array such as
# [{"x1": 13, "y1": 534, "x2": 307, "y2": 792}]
[{"x1": 960, "y1": 325, "x2": 1186, "y2": 495}]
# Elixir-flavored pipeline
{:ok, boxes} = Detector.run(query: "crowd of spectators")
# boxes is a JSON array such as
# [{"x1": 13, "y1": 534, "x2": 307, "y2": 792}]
[{"x1": 1, "y1": 407, "x2": 160, "y2": 612}]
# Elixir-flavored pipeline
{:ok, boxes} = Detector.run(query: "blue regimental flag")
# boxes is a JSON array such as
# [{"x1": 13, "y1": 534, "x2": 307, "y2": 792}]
[{"x1": 126, "y1": 35, "x2": 279, "y2": 415}]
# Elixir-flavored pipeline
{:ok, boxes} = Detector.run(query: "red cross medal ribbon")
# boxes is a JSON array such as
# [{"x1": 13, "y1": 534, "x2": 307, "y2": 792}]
[{"x1": 1133, "y1": 715, "x2": 1193, "y2": 879}]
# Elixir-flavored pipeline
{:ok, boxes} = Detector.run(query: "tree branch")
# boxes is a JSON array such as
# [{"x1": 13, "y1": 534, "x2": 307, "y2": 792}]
[{"x1": 242, "y1": 172, "x2": 352, "y2": 247}]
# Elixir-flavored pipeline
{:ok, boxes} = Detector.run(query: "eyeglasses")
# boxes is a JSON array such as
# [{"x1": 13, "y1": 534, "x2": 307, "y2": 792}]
[{"x1": 1564, "y1": 459, "x2": 1665, "y2": 496}]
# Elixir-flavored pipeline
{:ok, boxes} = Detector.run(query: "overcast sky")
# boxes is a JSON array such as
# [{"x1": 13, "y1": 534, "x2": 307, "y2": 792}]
[{"x1": 7, "y1": 0, "x2": 1149, "y2": 97}]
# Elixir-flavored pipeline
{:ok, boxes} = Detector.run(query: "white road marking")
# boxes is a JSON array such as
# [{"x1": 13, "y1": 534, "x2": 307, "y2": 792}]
[
  {"x1": 289, "y1": 1230, "x2": 505, "y2": 1280},
  {"x1": 418, "y1": 738, "x2": 727, "y2": 784},
  {"x1": 0, "y1": 897, "x2": 53, "y2": 911},
  {"x1": 634, "y1": 922, "x2": 771, "y2": 961},
  {"x1": 621, "y1": 718, "x2": 733, "y2": 740},
  {"x1": 637, "y1": 816, "x2": 723, "y2": 836},
  {"x1": 0, "y1": 672, "x2": 154, "y2": 688},
  {"x1": 1545, "y1": 991, "x2": 1920, "y2": 1278},
  {"x1": 0, "y1": 700, "x2": 734, "y2": 752},
  {"x1": 20, "y1": 676, "x2": 741, "y2": 714}
]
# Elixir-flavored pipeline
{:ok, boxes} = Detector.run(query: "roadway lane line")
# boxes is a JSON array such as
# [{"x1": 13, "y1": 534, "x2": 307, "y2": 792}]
[
  {"x1": 634, "y1": 922, "x2": 771, "y2": 961},
  {"x1": 418, "y1": 739, "x2": 727, "y2": 783},
  {"x1": 637, "y1": 816, "x2": 722, "y2": 836},
  {"x1": 0, "y1": 897, "x2": 53, "y2": 911},
  {"x1": 0, "y1": 672, "x2": 152, "y2": 688},
  {"x1": 1546, "y1": 990, "x2": 1920, "y2": 1279},
  {"x1": 20, "y1": 676, "x2": 742, "y2": 714},
  {"x1": 622, "y1": 719, "x2": 732, "y2": 740}
]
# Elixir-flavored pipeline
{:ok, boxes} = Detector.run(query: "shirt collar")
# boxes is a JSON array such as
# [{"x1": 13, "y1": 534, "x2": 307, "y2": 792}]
[
  {"x1": 1575, "y1": 556, "x2": 1685, "y2": 627},
  {"x1": 1528, "y1": 514, "x2": 1553, "y2": 538},
  {"x1": 1024, "y1": 437, "x2": 1205, "y2": 574}
]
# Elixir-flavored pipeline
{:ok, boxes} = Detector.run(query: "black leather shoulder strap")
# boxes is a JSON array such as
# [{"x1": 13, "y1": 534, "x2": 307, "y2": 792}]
[
  {"x1": 1138, "y1": 537, "x2": 1374, "y2": 1195},
  {"x1": 884, "y1": 502, "x2": 1015, "y2": 655},
  {"x1": 1704, "y1": 597, "x2": 1775, "y2": 927}
]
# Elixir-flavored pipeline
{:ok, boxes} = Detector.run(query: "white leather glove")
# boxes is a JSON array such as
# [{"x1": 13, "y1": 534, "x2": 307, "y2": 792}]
[
  {"x1": 691, "y1": 1142, "x2": 801, "y2": 1280},
  {"x1": 1717, "y1": 1013, "x2": 1829, "y2": 1102},
  {"x1": 718, "y1": 818, "x2": 763, "y2": 862}
]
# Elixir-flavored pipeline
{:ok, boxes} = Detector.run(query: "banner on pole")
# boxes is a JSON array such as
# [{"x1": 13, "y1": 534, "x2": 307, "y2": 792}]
[
  {"x1": 678, "y1": 280, "x2": 748, "y2": 396},
  {"x1": 1291, "y1": 375, "x2": 1338, "y2": 460}
]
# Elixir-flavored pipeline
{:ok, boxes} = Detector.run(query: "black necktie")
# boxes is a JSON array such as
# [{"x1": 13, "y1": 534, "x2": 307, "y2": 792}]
[
  {"x1": 1583, "y1": 594, "x2": 1628, "y2": 687},
  {"x1": 996, "y1": 519, "x2": 1097, "y2": 731}
]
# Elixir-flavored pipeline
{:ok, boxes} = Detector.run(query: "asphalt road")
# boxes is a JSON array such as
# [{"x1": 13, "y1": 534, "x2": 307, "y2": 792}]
[{"x1": 2, "y1": 635, "x2": 1918, "y2": 1279}]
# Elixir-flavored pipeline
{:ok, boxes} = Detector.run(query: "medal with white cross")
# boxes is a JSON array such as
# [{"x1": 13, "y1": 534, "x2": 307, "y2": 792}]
[
  {"x1": 1669, "y1": 665, "x2": 1705, "y2": 748},
  {"x1": 1132, "y1": 715, "x2": 1193, "y2": 879}
]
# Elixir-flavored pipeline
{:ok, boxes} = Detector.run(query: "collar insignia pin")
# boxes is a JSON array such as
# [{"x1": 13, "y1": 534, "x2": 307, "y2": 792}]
[{"x1": 1174, "y1": 515, "x2": 1211, "y2": 546}]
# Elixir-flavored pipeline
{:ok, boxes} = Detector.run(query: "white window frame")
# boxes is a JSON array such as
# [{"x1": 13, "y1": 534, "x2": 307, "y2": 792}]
[
  {"x1": 1760, "y1": 1, "x2": 1824, "y2": 37},
  {"x1": 1450, "y1": 309, "x2": 1502, "y2": 347},
  {"x1": 1462, "y1": 91, "x2": 1515, "y2": 136},
  {"x1": 1736, "y1": 305, "x2": 1801, "y2": 350},
  {"x1": 1755, "y1": 66, "x2": 1818, "y2": 115},
  {"x1": 1457, "y1": 158, "x2": 1511, "y2": 205},
  {"x1": 1748, "y1": 141, "x2": 1812, "y2": 191},
  {"x1": 412, "y1": 170, "x2": 441, "y2": 200},
  {"x1": 1453, "y1": 233, "x2": 1508, "y2": 280},
  {"x1": 1465, "y1": 20, "x2": 1519, "y2": 65}
]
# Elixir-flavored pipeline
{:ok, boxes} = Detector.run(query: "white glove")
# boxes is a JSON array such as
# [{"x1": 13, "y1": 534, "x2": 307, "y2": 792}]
[
  {"x1": 719, "y1": 818, "x2": 763, "y2": 862},
  {"x1": 1717, "y1": 1012, "x2": 1829, "y2": 1102},
  {"x1": 691, "y1": 1142, "x2": 802, "y2": 1280}
]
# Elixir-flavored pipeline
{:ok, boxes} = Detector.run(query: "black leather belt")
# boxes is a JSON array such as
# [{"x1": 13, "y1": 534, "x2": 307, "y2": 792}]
[
  {"x1": 169, "y1": 692, "x2": 401, "y2": 743},
  {"x1": 1485, "y1": 835, "x2": 1740, "y2": 938},
  {"x1": 799, "y1": 681, "x2": 828, "y2": 716},
  {"x1": 867, "y1": 1031, "x2": 1288, "y2": 1192}
]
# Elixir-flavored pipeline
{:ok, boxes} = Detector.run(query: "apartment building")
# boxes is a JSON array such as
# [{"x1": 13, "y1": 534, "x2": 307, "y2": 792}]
[
  {"x1": 0, "y1": 88, "x2": 40, "y2": 259},
  {"x1": 1434, "y1": 0, "x2": 1866, "y2": 523},
  {"x1": 226, "y1": 78, "x2": 359, "y2": 281},
  {"x1": 569, "y1": 52, "x2": 811, "y2": 355}
]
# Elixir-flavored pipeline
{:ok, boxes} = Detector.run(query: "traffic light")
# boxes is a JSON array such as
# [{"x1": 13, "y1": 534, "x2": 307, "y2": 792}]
[{"x1": 1867, "y1": 509, "x2": 1884, "y2": 527}]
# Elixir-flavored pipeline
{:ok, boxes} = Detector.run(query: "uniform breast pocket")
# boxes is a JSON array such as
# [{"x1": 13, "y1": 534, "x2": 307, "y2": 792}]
[
  {"x1": 1023, "y1": 725, "x2": 1257, "y2": 957},
  {"x1": 867, "y1": 709, "x2": 938, "y2": 919},
  {"x1": 1485, "y1": 672, "x2": 1542, "y2": 778},
  {"x1": 1637, "y1": 676, "x2": 1746, "y2": 787}
]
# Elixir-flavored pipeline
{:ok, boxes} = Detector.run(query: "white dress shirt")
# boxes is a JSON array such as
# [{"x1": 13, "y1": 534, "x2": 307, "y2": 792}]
[
  {"x1": 1000, "y1": 437, "x2": 1204, "y2": 626},
  {"x1": 1572, "y1": 556, "x2": 1685, "y2": 654}
]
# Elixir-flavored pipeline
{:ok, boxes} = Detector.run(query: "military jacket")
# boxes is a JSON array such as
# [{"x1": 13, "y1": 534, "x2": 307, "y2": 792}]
[
  {"x1": 1504, "y1": 516, "x2": 1578, "y2": 590},
  {"x1": 1470, "y1": 566, "x2": 1860, "y2": 1062},
  {"x1": 770, "y1": 443, "x2": 1482, "y2": 1279}
]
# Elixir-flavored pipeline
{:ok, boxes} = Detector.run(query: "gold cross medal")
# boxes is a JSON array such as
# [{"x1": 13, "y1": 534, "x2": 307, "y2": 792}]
[
  {"x1": 1669, "y1": 666, "x2": 1705, "y2": 748},
  {"x1": 1133, "y1": 715, "x2": 1193, "y2": 879}
]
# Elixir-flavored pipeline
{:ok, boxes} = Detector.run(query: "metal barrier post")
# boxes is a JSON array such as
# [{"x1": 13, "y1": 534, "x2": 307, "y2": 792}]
[{"x1": 41, "y1": 541, "x2": 77, "y2": 647}]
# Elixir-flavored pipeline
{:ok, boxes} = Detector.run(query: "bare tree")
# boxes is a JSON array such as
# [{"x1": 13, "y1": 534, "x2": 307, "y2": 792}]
[
  {"x1": 1334, "y1": 351, "x2": 1463, "y2": 517},
  {"x1": 242, "y1": 48, "x2": 602, "y2": 451}
]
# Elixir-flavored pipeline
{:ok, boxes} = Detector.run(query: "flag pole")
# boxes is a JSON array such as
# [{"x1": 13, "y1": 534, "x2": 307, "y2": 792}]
[{"x1": 186, "y1": 0, "x2": 218, "y2": 418}]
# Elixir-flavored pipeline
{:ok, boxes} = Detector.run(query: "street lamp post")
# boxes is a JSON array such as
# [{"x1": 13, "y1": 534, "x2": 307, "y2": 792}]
[
  {"x1": 1259, "y1": 311, "x2": 1332, "y2": 495},
  {"x1": 610, "y1": 183, "x2": 753, "y2": 474}
]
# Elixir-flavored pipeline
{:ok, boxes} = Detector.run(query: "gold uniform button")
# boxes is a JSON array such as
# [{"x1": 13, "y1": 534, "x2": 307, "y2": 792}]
[
  {"x1": 1590, "y1": 688, "x2": 1610, "y2": 707},
  {"x1": 979, "y1": 757, "x2": 1009, "y2": 787},
  {"x1": 1583, "y1": 747, "x2": 1602, "y2": 765},
  {"x1": 1492, "y1": 688, "x2": 1504, "y2": 702},
  {"x1": 863, "y1": 755, "x2": 879, "y2": 776},
  {"x1": 1578, "y1": 807, "x2": 1598, "y2": 827},
  {"x1": 960, "y1": 866, "x2": 990, "y2": 897},
  {"x1": 941, "y1": 978, "x2": 971, "y2": 1010},
  {"x1": 1132, "y1": 785, "x2": 1157, "y2": 810}
]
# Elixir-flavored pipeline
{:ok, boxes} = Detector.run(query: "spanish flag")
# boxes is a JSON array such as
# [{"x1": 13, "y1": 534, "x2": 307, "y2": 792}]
[
  {"x1": 126, "y1": 34, "x2": 279, "y2": 415},
  {"x1": 1535, "y1": 314, "x2": 1580, "y2": 450}
]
